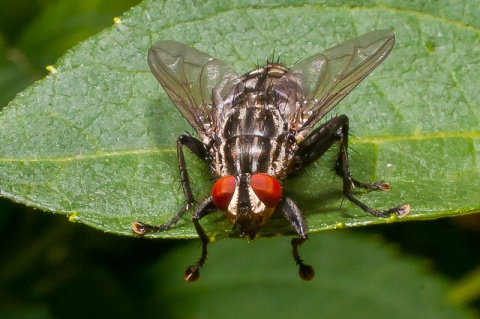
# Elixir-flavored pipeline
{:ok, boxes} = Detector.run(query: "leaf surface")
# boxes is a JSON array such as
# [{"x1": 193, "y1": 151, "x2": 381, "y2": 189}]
[{"x1": 0, "y1": 0, "x2": 479, "y2": 238}]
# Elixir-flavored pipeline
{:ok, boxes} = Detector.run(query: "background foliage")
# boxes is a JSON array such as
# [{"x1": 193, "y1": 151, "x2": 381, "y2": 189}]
[{"x1": 0, "y1": 0, "x2": 479, "y2": 318}]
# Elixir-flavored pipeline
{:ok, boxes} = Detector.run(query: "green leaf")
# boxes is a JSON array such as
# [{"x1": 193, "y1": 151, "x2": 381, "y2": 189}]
[
  {"x1": 143, "y1": 231, "x2": 474, "y2": 318},
  {"x1": 0, "y1": 0, "x2": 479, "y2": 238}
]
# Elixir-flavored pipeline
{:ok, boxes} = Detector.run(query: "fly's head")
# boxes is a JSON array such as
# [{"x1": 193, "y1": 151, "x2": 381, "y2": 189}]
[{"x1": 211, "y1": 173, "x2": 282, "y2": 238}]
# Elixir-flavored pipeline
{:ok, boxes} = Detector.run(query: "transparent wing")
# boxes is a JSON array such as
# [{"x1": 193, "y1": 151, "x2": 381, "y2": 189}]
[
  {"x1": 148, "y1": 40, "x2": 240, "y2": 138},
  {"x1": 279, "y1": 30, "x2": 395, "y2": 136}
]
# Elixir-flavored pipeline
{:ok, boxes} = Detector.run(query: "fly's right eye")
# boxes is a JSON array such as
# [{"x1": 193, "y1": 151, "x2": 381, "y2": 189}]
[
  {"x1": 251, "y1": 173, "x2": 282, "y2": 208},
  {"x1": 212, "y1": 176, "x2": 236, "y2": 211}
]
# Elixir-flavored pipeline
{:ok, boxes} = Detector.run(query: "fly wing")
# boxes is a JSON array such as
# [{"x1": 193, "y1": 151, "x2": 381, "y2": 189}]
[
  {"x1": 148, "y1": 40, "x2": 240, "y2": 139},
  {"x1": 279, "y1": 30, "x2": 395, "y2": 139}
]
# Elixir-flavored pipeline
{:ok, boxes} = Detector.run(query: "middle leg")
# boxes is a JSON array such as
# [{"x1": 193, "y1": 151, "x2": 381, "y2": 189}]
[{"x1": 294, "y1": 115, "x2": 410, "y2": 217}]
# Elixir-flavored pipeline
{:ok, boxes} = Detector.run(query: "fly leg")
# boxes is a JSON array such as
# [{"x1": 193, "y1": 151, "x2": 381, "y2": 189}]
[
  {"x1": 294, "y1": 115, "x2": 410, "y2": 217},
  {"x1": 280, "y1": 196, "x2": 315, "y2": 281},
  {"x1": 184, "y1": 196, "x2": 218, "y2": 282},
  {"x1": 132, "y1": 135, "x2": 210, "y2": 234}
]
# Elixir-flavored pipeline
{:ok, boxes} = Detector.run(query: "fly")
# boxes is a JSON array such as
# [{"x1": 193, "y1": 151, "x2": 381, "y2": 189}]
[{"x1": 133, "y1": 30, "x2": 411, "y2": 282}]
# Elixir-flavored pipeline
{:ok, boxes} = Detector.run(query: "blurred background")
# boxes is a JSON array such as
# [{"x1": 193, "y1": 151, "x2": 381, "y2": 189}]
[{"x1": 1, "y1": 1, "x2": 479, "y2": 318}]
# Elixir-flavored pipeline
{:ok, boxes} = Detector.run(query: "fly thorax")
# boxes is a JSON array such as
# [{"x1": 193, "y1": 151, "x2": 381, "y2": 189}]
[{"x1": 214, "y1": 106, "x2": 291, "y2": 176}]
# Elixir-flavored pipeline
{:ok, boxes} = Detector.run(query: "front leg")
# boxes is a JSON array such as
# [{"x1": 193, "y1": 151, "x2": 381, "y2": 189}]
[
  {"x1": 280, "y1": 196, "x2": 315, "y2": 281},
  {"x1": 294, "y1": 115, "x2": 410, "y2": 217},
  {"x1": 184, "y1": 196, "x2": 218, "y2": 282},
  {"x1": 132, "y1": 135, "x2": 210, "y2": 234}
]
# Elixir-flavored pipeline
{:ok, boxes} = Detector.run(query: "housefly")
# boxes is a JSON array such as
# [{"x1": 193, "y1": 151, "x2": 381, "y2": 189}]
[{"x1": 133, "y1": 30, "x2": 410, "y2": 282}]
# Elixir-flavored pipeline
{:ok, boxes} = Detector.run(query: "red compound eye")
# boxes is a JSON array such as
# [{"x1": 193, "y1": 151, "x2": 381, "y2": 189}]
[
  {"x1": 212, "y1": 175, "x2": 236, "y2": 211},
  {"x1": 251, "y1": 174, "x2": 282, "y2": 208}
]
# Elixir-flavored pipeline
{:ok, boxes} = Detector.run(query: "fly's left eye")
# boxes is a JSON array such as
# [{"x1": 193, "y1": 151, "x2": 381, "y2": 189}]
[
  {"x1": 212, "y1": 175, "x2": 236, "y2": 211},
  {"x1": 251, "y1": 174, "x2": 282, "y2": 208}
]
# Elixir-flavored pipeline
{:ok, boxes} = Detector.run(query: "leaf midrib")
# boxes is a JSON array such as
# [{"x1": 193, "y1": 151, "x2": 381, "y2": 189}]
[{"x1": 0, "y1": 131, "x2": 477, "y2": 163}]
